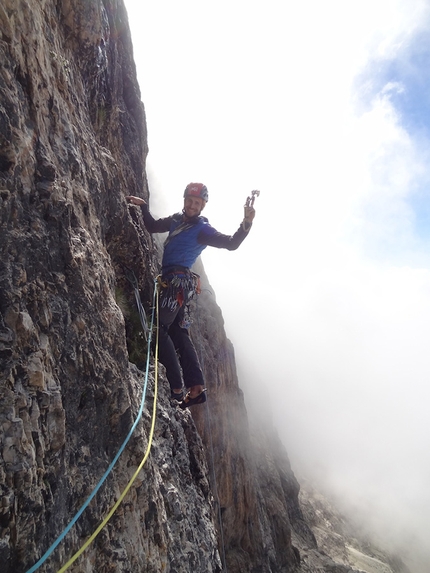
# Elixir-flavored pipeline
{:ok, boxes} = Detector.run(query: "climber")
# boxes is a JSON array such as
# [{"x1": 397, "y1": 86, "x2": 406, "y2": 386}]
[{"x1": 126, "y1": 183, "x2": 256, "y2": 408}]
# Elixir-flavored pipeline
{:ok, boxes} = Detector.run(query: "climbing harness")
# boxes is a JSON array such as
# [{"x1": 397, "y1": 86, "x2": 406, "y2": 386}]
[
  {"x1": 158, "y1": 269, "x2": 201, "y2": 329},
  {"x1": 26, "y1": 279, "x2": 159, "y2": 573}
]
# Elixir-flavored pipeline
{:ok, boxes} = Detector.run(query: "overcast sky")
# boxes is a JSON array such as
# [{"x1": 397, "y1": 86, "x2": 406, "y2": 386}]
[{"x1": 124, "y1": 1, "x2": 430, "y2": 569}]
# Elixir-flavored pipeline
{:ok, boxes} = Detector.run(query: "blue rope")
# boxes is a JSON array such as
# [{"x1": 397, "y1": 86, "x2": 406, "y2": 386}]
[{"x1": 26, "y1": 281, "x2": 157, "y2": 573}]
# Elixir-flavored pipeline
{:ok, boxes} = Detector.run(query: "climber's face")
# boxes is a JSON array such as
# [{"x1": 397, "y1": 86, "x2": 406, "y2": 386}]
[{"x1": 183, "y1": 196, "x2": 205, "y2": 218}]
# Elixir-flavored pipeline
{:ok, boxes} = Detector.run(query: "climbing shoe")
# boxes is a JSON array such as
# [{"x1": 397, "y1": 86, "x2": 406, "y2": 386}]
[
  {"x1": 179, "y1": 389, "x2": 207, "y2": 409},
  {"x1": 170, "y1": 389, "x2": 184, "y2": 402}
]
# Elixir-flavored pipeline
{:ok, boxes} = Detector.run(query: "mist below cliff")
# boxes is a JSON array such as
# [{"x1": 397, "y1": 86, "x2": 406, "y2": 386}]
[{"x1": 234, "y1": 330, "x2": 430, "y2": 573}]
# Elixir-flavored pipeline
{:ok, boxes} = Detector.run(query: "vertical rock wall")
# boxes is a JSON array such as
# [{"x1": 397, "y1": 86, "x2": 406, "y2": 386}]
[
  {"x1": 1, "y1": 1, "x2": 221, "y2": 571},
  {"x1": 190, "y1": 262, "x2": 304, "y2": 572}
]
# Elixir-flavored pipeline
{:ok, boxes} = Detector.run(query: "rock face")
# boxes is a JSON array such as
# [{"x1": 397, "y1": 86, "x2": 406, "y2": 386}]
[
  {"x1": 0, "y1": 2, "x2": 411, "y2": 573},
  {"x1": 296, "y1": 479, "x2": 411, "y2": 573}
]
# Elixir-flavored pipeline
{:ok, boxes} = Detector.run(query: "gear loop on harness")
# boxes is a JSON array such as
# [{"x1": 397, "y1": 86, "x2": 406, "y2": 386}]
[{"x1": 157, "y1": 269, "x2": 201, "y2": 327}]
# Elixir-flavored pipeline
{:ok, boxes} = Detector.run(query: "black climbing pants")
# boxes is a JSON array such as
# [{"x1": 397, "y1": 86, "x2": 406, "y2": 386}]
[{"x1": 156, "y1": 293, "x2": 205, "y2": 392}]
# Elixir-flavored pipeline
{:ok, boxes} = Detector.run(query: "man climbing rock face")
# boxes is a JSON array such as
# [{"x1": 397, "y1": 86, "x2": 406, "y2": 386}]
[{"x1": 126, "y1": 183, "x2": 256, "y2": 408}]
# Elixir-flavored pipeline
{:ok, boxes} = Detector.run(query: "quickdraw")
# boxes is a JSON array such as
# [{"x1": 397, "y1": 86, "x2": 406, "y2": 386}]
[
  {"x1": 246, "y1": 189, "x2": 260, "y2": 207},
  {"x1": 125, "y1": 267, "x2": 149, "y2": 340}
]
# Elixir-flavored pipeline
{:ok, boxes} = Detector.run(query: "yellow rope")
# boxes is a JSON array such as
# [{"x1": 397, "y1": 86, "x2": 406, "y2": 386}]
[{"x1": 58, "y1": 287, "x2": 160, "y2": 573}]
